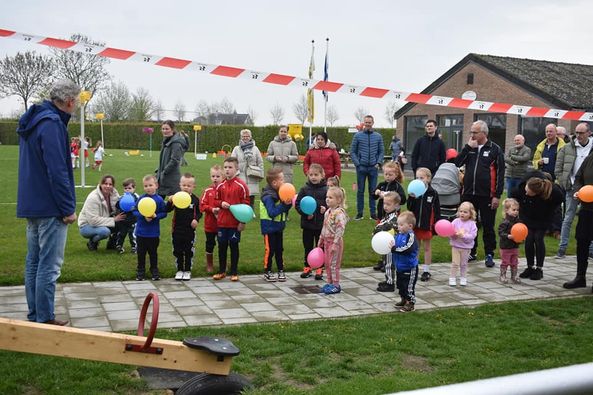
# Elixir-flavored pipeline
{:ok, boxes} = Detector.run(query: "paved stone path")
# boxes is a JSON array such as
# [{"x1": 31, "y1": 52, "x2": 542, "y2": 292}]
[{"x1": 0, "y1": 256, "x2": 589, "y2": 332}]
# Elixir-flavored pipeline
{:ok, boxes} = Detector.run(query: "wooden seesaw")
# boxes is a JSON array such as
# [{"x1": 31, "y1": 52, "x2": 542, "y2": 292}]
[{"x1": 0, "y1": 292, "x2": 251, "y2": 394}]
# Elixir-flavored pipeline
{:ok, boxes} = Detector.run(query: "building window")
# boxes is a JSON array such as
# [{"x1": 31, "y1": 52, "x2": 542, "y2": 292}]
[
  {"x1": 520, "y1": 117, "x2": 557, "y2": 152},
  {"x1": 404, "y1": 115, "x2": 428, "y2": 154},
  {"x1": 437, "y1": 115, "x2": 463, "y2": 151},
  {"x1": 467, "y1": 73, "x2": 474, "y2": 85},
  {"x1": 475, "y1": 113, "x2": 507, "y2": 151}
]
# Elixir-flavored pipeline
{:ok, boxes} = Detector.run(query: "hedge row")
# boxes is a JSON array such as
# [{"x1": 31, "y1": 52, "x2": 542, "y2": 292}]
[{"x1": 0, "y1": 121, "x2": 395, "y2": 155}]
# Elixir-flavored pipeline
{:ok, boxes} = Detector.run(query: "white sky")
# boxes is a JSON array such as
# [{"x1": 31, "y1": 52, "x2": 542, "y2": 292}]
[{"x1": 1, "y1": 0, "x2": 592, "y2": 127}]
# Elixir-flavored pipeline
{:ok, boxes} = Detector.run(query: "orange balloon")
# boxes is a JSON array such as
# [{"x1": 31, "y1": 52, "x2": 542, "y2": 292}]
[
  {"x1": 278, "y1": 183, "x2": 296, "y2": 203},
  {"x1": 578, "y1": 185, "x2": 593, "y2": 203},
  {"x1": 510, "y1": 223, "x2": 528, "y2": 243}
]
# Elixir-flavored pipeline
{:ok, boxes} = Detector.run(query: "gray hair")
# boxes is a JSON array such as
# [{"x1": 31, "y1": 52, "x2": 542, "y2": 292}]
[
  {"x1": 556, "y1": 126, "x2": 567, "y2": 136},
  {"x1": 240, "y1": 128, "x2": 252, "y2": 138},
  {"x1": 473, "y1": 120, "x2": 489, "y2": 135},
  {"x1": 50, "y1": 79, "x2": 81, "y2": 104}
]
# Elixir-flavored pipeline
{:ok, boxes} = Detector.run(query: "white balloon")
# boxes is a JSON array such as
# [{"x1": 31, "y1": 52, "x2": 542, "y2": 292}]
[{"x1": 371, "y1": 231, "x2": 394, "y2": 255}]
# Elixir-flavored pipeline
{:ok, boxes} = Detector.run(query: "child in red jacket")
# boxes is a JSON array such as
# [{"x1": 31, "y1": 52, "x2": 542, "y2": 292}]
[
  {"x1": 213, "y1": 157, "x2": 251, "y2": 281},
  {"x1": 200, "y1": 165, "x2": 223, "y2": 273}
]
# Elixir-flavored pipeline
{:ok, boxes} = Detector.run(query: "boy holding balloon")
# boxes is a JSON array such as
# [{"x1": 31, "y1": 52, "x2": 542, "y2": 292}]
[
  {"x1": 134, "y1": 175, "x2": 168, "y2": 281},
  {"x1": 497, "y1": 198, "x2": 522, "y2": 284},
  {"x1": 114, "y1": 178, "x2": 139, "y2": 254},
  {"x1": 374, "y1": 192, "x2": 401, "y2": 292},
  {"x1": 166, "y1": 173, "x2": 202, "y2": 281}
]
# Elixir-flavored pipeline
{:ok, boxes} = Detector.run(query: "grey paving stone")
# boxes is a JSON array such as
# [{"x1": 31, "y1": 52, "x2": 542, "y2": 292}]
[
  {"x1": 0, "y1": 303, "x2": 28, "y2": 313},
  {"x1": 176, "y1": 305, "x2": 213, "y2": 315},
  {"x1": 220, "y1": 317, "x2": 258, "y2": 325},
  {"x1": 280, "y1": 304, "x2": 314, "y2": 315},
  {"x1": 100, "y1": 294, "x2": 134, "y2": 303},
  {"x1": 250, "y1": 310, "x2": 290, "y2": 322},
  {"x1": 287, "y1": 313, "x2": 322, "y2": 320},
  {"x1": 110, "y1": 319, "x2": 138, "y2": 331},
  {"x1": 71, "y1": 316, "x2": 111, "y2": 329},
  {"x1": 183, "y1": 315, "x2": 223, "y2": 326},
  {"x1": 202, "y1": 300, "x2": 241, "y2": 309},
  {"x1": 124, "y1": 282, "x2": 157, "y2": 290},
  {"x1": 0, "y1": 295, "x2": 27, "y2": 304},
  {"x1": 198, "y1": 293, "x2": 232, "y2": 301},
  {"x1": 107, "y1": 309, "x2": 140, "y2": 320},
  {"x1": 214, "y1": 308, "x2": 251, "y2": 319},
  {"x1": 266, "y1": 296, "x2": 301, "y2": 306},
  {"x1": 169, "y1": 298, "x2": 206, "y2": 307},
  {"x1": 103, "y1": 301, "x2": 139, "y2": 311},
  {"x1": 162, "y1": 290, "x2": 198, "y2": 299},
  {"x1": 335, "y1": 300, "x2": 374, "y2": 310},
  {"x1": 67, "y1": 300, "x2": 101, "y2": 309},
  {"x1": 0, "y1": 286, "x2": 25, "y2": 296},
  {"x1": 314, "y1": 307, "x2": 350, "y2": 318},
  {"x1": 158, "y1": 321, "x2": 189, "y2": 329},
  {"x1": 240, "y1": 302, "x2": 278, "y2": 312},
  {"x1": 69, "y1": 307, "x2": 105, "y2": 318}
]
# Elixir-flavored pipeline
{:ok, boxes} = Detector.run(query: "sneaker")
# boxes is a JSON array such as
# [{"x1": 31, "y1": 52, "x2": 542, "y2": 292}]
[
  {"x1": 117, "y1": 245, "x2": 125, "y2": 254},
  {"x1": 300, "y1": 267, "x2": 312, "y2": 278},
  {"x1": 460, "y1": 277, "x2": 467, "y2": 286},
  {"x1": 320, "y1": 283, "x2": 332, "y2": 293},
  {"x1": 398, "y1": 301, "x2": 415, "y2": 312},
  {"x1": 314, "y1": 268, "x2": 323, "y2": 281},
  {"x1": 151, "y1": 275, "x2": 160, "y2": 281},
  {"x1": 395, "y1": 298, "x2": 406, "y2": 307},
  {"x1": 182, "y1": 271, "x2": 191, "y2": 281},
  {"x1": 175, "y1": 271, "x2": 184, "y2": 281},
  {"x1": 563, "y1": 276, "x2": 587, "y2": 289},
  {"x1": 485, "y1": 254, "x2": 495, "y2": 268},
  {"x1": 136, "y1": 275, "x2": 145, "y2": 281},
  {"x1": 277, "y1": 270, "x2": 287, "y2": 282},
  {"x1": 87, "y1": 240, "x2": 98, "y2": 251},
  {"x1": 373, "y1": 261, "x2": 385, "y2": 271},
  {"x1": 324, "y1": 284, "x2": 341, "y2": 294},
  {"x1": 468, "y1": 254, "x2": 477, "y2": 262},
  {"x1": 230, "y1": 275, "x2": 239, "y2": 282},
  {"x1": 377, "y1": 283, "x2": 395, "y2": 292},
  {"x1": 530, "y1": 268, "x2": 543, "y2": 281},
  {"x1": 370, "y1": 214, "x2": 379, "y2": 221},
  {"x1": 420, "y1": 272, "x2": 431, "y2": 282},
  {"x1": 264, "y1": 271, "x2": 276, "y2": 282},
  {"x1": 555, "y1": 249, "x2": 566, "y2": 259},
  {"x1": 519, "y1": 267, "x2": 533, "y2": 279},
  {"x1": 354, "y1": 214, "x2": 364, "y2": 220},
  {"x1": 213, "y1": 273, "x2": 226, "y2": 280},
  {"x1": 449, "y1": 277, "x2": 456, "y2": 286},
  {"x1": 130, "y1": 247, "x2": 137, "y2": 254}
]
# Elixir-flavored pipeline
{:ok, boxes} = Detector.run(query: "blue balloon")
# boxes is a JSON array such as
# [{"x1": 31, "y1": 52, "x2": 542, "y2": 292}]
[
  {"x1": 407, "y1": 179, "x2": 427, "y2": 197},
  {"x1": 119, "y1": 193, "x2": 135, "y2": 212},
  {"x1": 230, "y1": 204, "x2": 255, "y2": 223},
  {"x1": 300, "y1": 196, "x2": 317, "y2": 215}
]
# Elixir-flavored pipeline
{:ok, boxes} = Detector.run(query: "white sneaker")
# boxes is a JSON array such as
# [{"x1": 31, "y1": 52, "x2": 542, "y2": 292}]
[
  {"x1": 449, "y1": 277, "x2": 456, "y2": 286},
  {"x1": 460, "y1": 277, "x2": 467, "y2": 286},
  {"x1": 175, "y1": 271, "x2": 184, "y2": 281},
  {"x1": 182, "y1": 271, "x2": 191, "y2": 281}
]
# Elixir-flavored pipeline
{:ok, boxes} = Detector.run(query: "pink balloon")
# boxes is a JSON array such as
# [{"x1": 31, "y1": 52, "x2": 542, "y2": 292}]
[
  {"x1": 435, "y1": 219, "x2": 455, "y2": 237},
  {"x1": 307, "y1": 247, "x2": 325, "y2": 269}
]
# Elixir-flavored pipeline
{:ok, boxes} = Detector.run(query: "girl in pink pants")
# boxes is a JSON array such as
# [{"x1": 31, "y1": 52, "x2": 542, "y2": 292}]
[{"x1": 319, "y1": 187, "x2": 348, "y2": 295}]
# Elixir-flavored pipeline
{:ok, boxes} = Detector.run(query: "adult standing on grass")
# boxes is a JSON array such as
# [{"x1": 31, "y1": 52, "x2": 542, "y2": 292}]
[
  {"x1": 231, "y1": 128, "x2": 264, "y2": 207},
  {"x1": 411, "y1": 119, "x2": 446, "y2": 177},
  {"x1": 303, "y1": 132, "x2": 341, "y2": 180},
  {"x1": 504, "y1": 134, "x2": 531, "y2": 195},
  {"x1": 16, "y1": 79, "x2": 80, "y2": 326},
  {"x1": 350, "y1": 115, "x2": 384, "y2": 220},
  {"x1": 156, "y1": 120, "x2": 188, "y2": 198},
  {"x1": 266, "y1": 125, "x2": 299, "y2": 184}
]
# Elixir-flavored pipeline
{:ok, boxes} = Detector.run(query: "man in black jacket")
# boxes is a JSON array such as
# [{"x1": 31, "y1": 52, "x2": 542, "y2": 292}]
[
  {"x1": 411, "y1": 119, "x2": 446, "y2": 176},
  {"x1": 455, "y1": 120, "x2": 505, "y2": 267}
]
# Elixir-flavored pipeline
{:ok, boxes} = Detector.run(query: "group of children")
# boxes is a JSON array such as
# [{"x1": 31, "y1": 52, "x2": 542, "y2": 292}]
[{"x1": 70, "y1": 136, "x2": 105, "y2": 171}]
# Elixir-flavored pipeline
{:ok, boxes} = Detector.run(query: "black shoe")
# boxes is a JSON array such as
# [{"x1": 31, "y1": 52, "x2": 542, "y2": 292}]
[
  {"x1": 354, "y1": 214, "x2": 364, "y2": 220},
  {"x1": 420, "y1": 272, "x2": 431, "y2": 282},
  {"x1": 370, "y1": 214, "x2": 378, "y2": 220},
  {"x1": 519, "y1": 267, "x2": 533, "y2": 278},
  {"x1": 373, "y1": 261, "x2": 385, "y2": 271},
  {"x1": 136, "y1": 276, "x2": 145, "y2": 281},
  {"x1": 314, "y1": 268, "x2": 323, "y2": 281},
  {"x1": 151, "y1": 275, "x2": 160, "y2": 281},
  {"x1": 484, "y1": 254, "x2": 495, "y2": 268},
  {"x1": 300, "y1": 267, "x2": 312, "y2": 278},
  {"x1": 395, "y1": 298, "x2": 406, "y2": 307},
  {"x1": 468, "y1": 254, "x2": 477, "y2": 262},
  {"x1": 87, "y1": 240, "x2": 98, "y2": 251},
  {"x1": 116, "y1": 245, "x2": 125, "y2": 254},
  {"x1": 563, "y1": 276, "x2": 587, "y2": 289},
  {"x1": 377, "y1": 283, "x2": 395, "y2": 292},
  {"x1": 530, "y1": 268, "x2": 543, "y2": 280}
]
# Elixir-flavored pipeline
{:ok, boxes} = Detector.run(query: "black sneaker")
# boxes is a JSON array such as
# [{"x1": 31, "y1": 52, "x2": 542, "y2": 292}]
[
  {"x1": 87, "y1": 240, "x2": 98, "y2": 251},
  {"x1": 468, "y1": 254, "x2": 477, "y2": 262},
  {"x1": 377, "y1": 283, "x2": 395, "y2": 292},
  {"x1": 117, "y1": 245, "x2": 125, "y2": 254},
  {"x1": 300, "y1": 267, "x2": 312, "y2": 278},
  {"x1": 354, "y1": 214, "x2": 364, "y2": 220},
  {"x1": 136, "y1": 275, "x2": 145, "y2": 281},
  {"x1": 420, "y1": 272, "x2": 431, "y2": 282},
  {"x1": 530, "y1": 268, "x2": 543, "y2": 280},
  {"x1": 314, "y1": 268, "x2": 324, "y2": 281},
  {"x1": 130, "y1": 247, "x2": 137, "y2": 254},
  {"x1": 151, "y1": 275, "x2": 160, "y2": 281},
  {"x1": 373, "y1": 261, "x2": 385, "y2": 271},
  {"x1": 370, "y1": 214, "x2": 378, "y2": 221},
  {"x1": 485, "y1": 254, "x2": 495, "y2": 268},
  {"x1": 398, "y1": 301, "x2": 415, "y2": 312},
  {"x1": 519, "y1": 267, "x2": 533, "y2": 279},
  {"x1": 395, "y1": 298, "x2": 406, "y2": 307},
  {"x1": 264, "y1": 271, "x2": 276, "y2": 282},
  {"x1": 563, "y1": 276, "x2": 586, "y2": 289}
]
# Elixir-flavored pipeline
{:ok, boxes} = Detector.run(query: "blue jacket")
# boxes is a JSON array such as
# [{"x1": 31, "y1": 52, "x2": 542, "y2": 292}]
[
  {"x1": 133, "y1": 194, "x2": 167, "y2": 237},
  {"x1": 259, "y1": 185, "x2": 291, "y2": 234},
  {"x1": 17, "y1": 100, "x2": 76, "y2": 218},
  {"x1": 350, "y1": 129, "x2": 384, "y2": 167},
  {"x1": 391, "y1": 231, "x2": 419, "y2": 271}
]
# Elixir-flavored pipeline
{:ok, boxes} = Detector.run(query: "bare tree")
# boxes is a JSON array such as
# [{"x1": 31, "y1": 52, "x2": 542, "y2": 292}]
[
  {"x1": 94, "y1": 81, "x2": 131, "y2": 121},
  {"x1": 129, "y1": 87, "x2": 155, "y2": 121},
  {"x1": 269, "y1": 103, "x2": 285, "y2": 125},
  {"x1": 354, "y1": 107, "x2": 369, "y2": 123},
  {"x1": 384, "y1": 101, "x2": 401, "y2": 128},
  {"x1": 50, "y1": 34, "x2": 110, "y2": 95},
  {"x1": 247, "y1": 106, "x2": 257, "y2": 125},
  {"x1": 292, "y1": 94, "x2": 308, "y2": 124},
  {"x1": 326, "y1": 105, "x2": 339, "y2": 126},
  {"x1": 218, "y1": 97, "x2": 236, "y2": 114},
  {"x1": 195, "y1": 100, "x2": 211, "y2": 121},
  {"x1": 154, "y1": 100, "x2": 164, "y2": 121},
  {"x1": 0, "y1": 51, "x2": 55, "y2": 111},
  {"x1": 174, "y1": 101, "x2": 186, "y2": 122}
]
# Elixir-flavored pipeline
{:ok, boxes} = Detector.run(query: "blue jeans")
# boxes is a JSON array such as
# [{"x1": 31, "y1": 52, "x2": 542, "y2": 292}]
[
  {"x1": 505, "y1": 177, "x2": 522, "y2": 196},
  {"x1": 79, "y1": 224, "x2": 112, "y2": 243},
  {"x1": 25, "y1": 217, "x2": 68, "y2": 322},
  {"x1": 356, "y1": 165, "x2": 378, "y2": 216},
  {"x1": 559, "y1": 191, "x2": 593, "y2": 254}
]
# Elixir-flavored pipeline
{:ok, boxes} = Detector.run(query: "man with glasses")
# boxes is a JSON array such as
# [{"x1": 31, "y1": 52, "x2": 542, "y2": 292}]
[
  {"x1": 411, "y1": 119, "x2": 446, "y2": 177},
  {"x1": 555, "y1": 122, "x2": 593, "y2": 259},
  {"x1": 455, "y1": 120, "x2": 505, "y2": 267}
]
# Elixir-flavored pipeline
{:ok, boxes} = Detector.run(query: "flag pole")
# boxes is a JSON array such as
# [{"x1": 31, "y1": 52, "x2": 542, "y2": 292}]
[
  {"x1": 323, "y1": 38, "x2": 329, "y2": 134},
  {"x1": 307, "y1": 39, "x2": 315, "y2": 148}
]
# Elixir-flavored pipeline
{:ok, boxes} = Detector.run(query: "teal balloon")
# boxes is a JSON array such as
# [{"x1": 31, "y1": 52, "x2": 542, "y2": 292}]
[
  {"x1": 119, "y1": 193, "x2": 135, "y2": 212},
  {"x1": 230, "y1": 204, "x2": 255, "y2": 223},
  {"x1": 407, "y1": 179, "x2": 427, "y2": 197},
  {"x1": 300, "y1": 196, "x2": 317, "y2": 215}
]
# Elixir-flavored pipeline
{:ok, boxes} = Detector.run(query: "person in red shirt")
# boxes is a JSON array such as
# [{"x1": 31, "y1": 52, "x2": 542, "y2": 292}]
[
  {"x1": 200, "y1": 165, "x2": 223, "y2": 273},
  {"x1": 303, "y1": 132, "x2": 341, "y2": 180},
  {"x1": 213, "y1": 157, "x2": 250, "y2": 281}
]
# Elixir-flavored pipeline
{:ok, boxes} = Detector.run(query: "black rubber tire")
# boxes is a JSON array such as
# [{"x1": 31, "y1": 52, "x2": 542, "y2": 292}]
[{"x1": 176, "y1": 372, "x2": 252, "y2": 395}]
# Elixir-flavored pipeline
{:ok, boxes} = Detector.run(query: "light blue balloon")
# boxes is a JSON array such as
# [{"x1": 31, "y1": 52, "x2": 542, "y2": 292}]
[
  {"x1": 407, "y1": 179, "x2": 427, "y2": 197},
  {"x1": 119, "y1": 193, "x2": 135, "y2": 212},
  {"x1": 230, "y1": 204, "x2": 255, "y2": 223},
  {"x1": 300, "y1": 196, "x2": 317, "y2": 215}
]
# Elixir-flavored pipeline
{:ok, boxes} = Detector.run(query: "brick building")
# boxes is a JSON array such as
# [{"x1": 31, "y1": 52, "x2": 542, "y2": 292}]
[{"x1": 394, "y1": 54, "x2": 593, "y2": 153}]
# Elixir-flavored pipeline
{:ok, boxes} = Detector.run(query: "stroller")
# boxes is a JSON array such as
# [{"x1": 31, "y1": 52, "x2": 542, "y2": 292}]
[{"x1": 432, "y1": 150, "x2": 462, "y2": 221}]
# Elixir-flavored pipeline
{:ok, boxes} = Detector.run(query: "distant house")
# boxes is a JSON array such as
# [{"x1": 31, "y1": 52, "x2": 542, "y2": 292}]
[
  {"x1": 394, "y1": 53, "x2": 593, "y2": 153},
  {"x1": 195, "y1": 112, "x2": 253, "y2": 126}
]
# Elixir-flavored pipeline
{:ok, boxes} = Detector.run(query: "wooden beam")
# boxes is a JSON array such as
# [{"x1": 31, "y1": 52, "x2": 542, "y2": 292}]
[{"x1": 0, "y1": 318, "x2": 232, "y2": 375}]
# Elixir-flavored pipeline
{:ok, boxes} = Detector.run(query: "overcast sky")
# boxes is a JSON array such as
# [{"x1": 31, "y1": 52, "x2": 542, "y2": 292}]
[{"x1": 1, "y1": 0, "x2": 592, "y2": 127}]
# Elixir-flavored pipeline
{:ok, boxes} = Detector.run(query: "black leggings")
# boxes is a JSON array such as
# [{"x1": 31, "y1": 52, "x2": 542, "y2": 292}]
[
  {"x1": 205, "y1": 231, "x2": 217, "y2": 254},
  {"x1": 218, "y1": 240, "x2": 240, "y2": 275},
  {"x1": 525, "y1": 228, "x2": 546, "y2": 268},
  {"x1": 137, "y1": 236, "x2": 160, "y2": 277},
  {"x1": 302, "y1": 228, "x2": 321, "y2": 267}
]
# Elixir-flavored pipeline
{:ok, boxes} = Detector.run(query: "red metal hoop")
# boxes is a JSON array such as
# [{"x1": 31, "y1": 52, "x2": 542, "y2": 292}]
[{"x1": 126, "y1": 291, "x2": 162, "y2": 354}]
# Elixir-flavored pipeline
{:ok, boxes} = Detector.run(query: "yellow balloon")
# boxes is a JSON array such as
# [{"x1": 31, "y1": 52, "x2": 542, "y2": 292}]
[
  {"x1": 173, "y1": 191, "x2": 191, "y2": 209},
  {"x1": 138, "y1": 197, "x2": 156, "y2": 217},
  {"x1": 388, "y1": 228, "x2": 395, "y2": 235}
]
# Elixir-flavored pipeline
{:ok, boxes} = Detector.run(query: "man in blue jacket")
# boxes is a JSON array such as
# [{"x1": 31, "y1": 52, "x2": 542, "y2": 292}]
[
  {"x1": 350, "y1": 115, "x2": 384, "y2": 220},
  {"x1": 17, "y1": 79, "x2": 80, "y2": 326}
]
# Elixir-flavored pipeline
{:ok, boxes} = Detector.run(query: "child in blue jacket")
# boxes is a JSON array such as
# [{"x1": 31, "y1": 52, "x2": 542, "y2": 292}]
[{"x1": 391, "y1": 211, "x2": 419, "y2": 312}]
